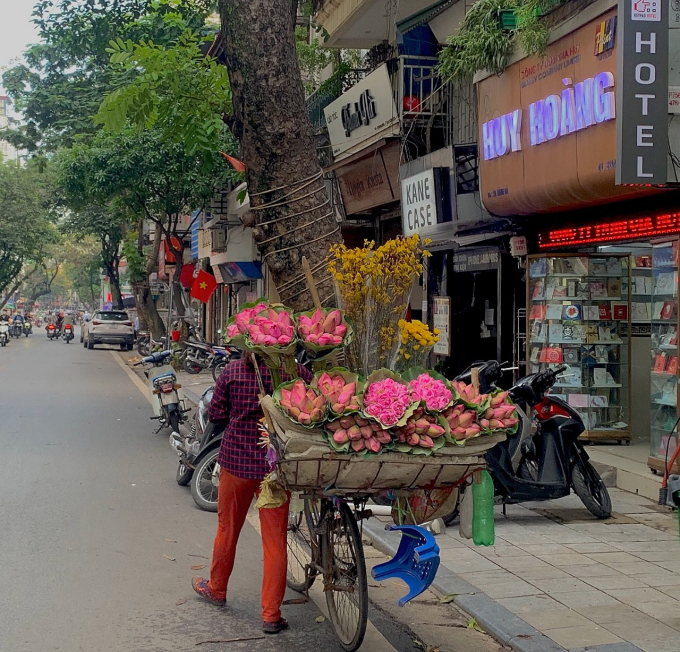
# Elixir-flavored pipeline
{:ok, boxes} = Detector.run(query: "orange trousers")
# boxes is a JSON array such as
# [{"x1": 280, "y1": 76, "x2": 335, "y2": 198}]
[{"x1": 208, "y1": 469, "x2": 289, "y2": 622}]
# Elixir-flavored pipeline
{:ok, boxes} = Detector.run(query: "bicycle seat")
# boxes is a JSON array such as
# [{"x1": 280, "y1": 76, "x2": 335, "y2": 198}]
[{"x1": 370, "y1": 524, "x2": 440, "y2": 606}]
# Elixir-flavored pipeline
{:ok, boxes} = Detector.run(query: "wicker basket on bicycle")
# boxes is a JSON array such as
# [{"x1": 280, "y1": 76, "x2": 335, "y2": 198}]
[{"x1": 261, "y1": 396, "x2": 504, "y2": 497}]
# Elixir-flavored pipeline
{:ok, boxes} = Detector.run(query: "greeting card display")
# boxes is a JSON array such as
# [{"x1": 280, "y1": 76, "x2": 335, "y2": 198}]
[{"x1": 528, "y1": 254, "x2": 630, "y2": 445}]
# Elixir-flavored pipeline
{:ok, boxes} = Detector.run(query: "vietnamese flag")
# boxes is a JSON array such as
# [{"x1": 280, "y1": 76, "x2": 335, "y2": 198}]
[
  {"x1": 190, "y1": 270, "x2": 218, "y2": 303},
  {"x1": 179, "y1": 264, "x2": 195, "y2": 289}
]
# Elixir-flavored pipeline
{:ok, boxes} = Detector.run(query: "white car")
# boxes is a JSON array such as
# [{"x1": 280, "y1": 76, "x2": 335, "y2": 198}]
[{"x1": 82, "y1": 310, "x2": 134, "y2": 350}]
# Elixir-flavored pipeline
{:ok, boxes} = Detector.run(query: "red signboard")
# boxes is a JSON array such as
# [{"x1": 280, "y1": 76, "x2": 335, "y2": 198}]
[{"x1": 538, "y1": 213, "x2": 680, "y2": 248}]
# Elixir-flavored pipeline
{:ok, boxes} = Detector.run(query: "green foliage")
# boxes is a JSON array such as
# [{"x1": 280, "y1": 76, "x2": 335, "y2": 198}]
[
  {"x1": 56, "y1": 127, "x2": 236, "y2": 236},
  {"x1": 438, "y1": 0, "x2": 549, "y2": 81},
  {"x1": 2, "y1": 0, "x2": 212, "y2": 151},
  {"x1": 121, "y1": 230, "x2": 147, "y2": 283},
  {"x1": 0, "y1": 160, "x2": 60, "y2": 296},
  {"x1": 96, "y1": 28, "x2": 233, "y2": 162},
  {"x1": 296, "y1": 26, "x2": 333, "y2": 94}
]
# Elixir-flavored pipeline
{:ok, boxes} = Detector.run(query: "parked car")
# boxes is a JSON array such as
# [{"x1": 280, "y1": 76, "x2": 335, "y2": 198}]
[{"x1": 82, "y1": 310, "x2": 135, "y2": 350}]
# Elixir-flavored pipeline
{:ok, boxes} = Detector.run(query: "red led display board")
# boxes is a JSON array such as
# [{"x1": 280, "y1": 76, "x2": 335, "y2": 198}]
[{"x1": 538, "y1": 213, "x2": 680, "y2": 249}]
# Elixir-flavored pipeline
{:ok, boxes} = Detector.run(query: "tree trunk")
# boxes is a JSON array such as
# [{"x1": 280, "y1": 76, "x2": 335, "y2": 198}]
[
  {"x1": 219, "y1": 0, "x2": 342, "y2": 310},
  {"x1": 132, "y1": 280, "x2": 165, "y2": 338}
]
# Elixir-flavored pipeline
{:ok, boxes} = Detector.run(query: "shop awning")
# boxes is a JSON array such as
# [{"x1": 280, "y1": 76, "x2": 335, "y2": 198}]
[
  {"x1": 396, "y1": 0, "x2": 456, "y2": 34},
  {"x1": 427, "y1": 231, "x2": 512, "y2": 252},
  {"x1": 217, "y1": 261, "x2": 262, "y2": 284}
]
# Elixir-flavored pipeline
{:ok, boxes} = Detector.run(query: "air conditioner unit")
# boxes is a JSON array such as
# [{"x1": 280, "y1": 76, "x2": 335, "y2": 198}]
[{"x1": 212, "y1": 228, "x2": 227, "y2": 251}]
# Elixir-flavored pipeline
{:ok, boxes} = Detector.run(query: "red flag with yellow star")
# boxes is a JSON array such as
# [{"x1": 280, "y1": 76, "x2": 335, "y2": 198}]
[{"x1": 190, "y1": 270, "x2": 218, "y2": 303}]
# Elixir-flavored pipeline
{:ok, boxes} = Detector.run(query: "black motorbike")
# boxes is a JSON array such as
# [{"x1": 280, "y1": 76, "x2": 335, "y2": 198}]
[
  {"x1": 183, "y1": 339, "x2": 240, "y2": 381},
  {"x1": 11, "y1": 322, "x2": 22, "y2": 338},
  {"x1": 23, "y1": 321, "x2": 32, "y2": 337},
  {"x1": 62, "y1": 323, "x2": 75, "y2": 344},
  {"x1": 170, "y1": 386, "x2": 223, "y2": 512},
  {"x1": 456, "y1": 361, "x2": 611, "y2": 519}
]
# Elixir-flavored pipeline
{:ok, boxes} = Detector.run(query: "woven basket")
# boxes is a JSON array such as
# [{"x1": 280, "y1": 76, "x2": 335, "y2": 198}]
[{"x1": 261, "y1": 396, "x2": 505, "y2": 496}]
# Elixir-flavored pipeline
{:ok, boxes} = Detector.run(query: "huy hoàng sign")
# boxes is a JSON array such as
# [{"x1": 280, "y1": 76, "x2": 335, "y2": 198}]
[{"x1": 477, "y1": 8, "x2": 657, "y2": 217}]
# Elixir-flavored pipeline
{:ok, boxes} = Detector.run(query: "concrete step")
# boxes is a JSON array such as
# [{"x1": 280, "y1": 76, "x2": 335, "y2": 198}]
[{"x1": 588, "y1": 448, "x2": 662, "y2": 502}]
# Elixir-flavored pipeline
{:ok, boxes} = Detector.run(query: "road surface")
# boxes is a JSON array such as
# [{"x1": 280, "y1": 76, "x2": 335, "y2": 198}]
[{"x1": 0, "y1": 331, "x2": 503, "y2": 652}]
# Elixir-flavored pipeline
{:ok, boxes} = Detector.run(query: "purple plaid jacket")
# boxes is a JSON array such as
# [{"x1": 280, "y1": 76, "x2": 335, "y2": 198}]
[{"x1": 208, "y1": 357, "x2": 312, "y2": 479}]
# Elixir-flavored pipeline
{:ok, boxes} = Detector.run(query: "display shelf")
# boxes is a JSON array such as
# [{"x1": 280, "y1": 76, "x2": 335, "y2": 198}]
[
  {"x1": 649, "y1": 239, "x2": 680, "y2": 471},
  {"x1": 527, "y1": 254, "x2": 631, "y2": 444}
]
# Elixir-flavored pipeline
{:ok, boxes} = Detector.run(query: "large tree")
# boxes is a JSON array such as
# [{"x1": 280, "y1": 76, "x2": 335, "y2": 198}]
[
  {"x1": 217, "y1": 0, "x2": 342, "y2": 309},
  {"x1": 97, "y1": 1, "x2": 342, "y2": 309},
  {"x1": 57, "y1": 127, "x2": 235, "y2": 333},
  {"x1": 0, "y1": 160, "x2": 59, "y2": 305}
]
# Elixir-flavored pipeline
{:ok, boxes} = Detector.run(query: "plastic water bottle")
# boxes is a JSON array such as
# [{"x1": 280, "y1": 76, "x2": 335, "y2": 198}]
[
  {"x1": 458, "y1": 485, "x2": 473, "y2": 540},
  {"x1": 472, "y1": 470, "x2": 495, "y2": 546}
]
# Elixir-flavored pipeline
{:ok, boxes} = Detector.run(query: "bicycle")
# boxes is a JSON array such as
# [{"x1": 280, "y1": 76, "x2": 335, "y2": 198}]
[{"x1": 286, "y1": 495, "x2": 368, "y2": 652}]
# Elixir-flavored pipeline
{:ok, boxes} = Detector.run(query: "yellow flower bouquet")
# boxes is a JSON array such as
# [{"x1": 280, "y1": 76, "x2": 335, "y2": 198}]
[
  {"x1": 328, "y1": 235, "x2": 430, "y2": 375},
  {"x1": 394, "y1": 319, "x2": 440, "y2": 373}
]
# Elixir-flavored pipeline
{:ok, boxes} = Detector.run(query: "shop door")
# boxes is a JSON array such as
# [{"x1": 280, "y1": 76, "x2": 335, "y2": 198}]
[{"x1": 447, "y1": 269, "x2": 498, "y2": 374}]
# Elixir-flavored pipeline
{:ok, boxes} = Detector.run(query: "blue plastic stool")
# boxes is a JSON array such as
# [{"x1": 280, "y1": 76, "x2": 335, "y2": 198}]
[{"x1": 371, "y1": 525, "x2": 440, "y2": 606}]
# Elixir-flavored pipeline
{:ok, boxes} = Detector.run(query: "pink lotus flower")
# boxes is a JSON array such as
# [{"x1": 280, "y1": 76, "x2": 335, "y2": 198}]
[
  {"x1": 363, "y1": 377, "x2": 411, "y2": 426},
  {"x1": 409, "y1": 373, "x2": 452, "y2": 412},
  {"x1": 297, "y1": 308, "x2": 349, "y2": 348}
]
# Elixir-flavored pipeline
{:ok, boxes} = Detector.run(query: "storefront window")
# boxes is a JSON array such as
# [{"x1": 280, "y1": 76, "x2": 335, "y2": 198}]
[
  {"x1": 527, "y1": 254, "x2": 631, "y2": 444},
  {"x1": 649, "y1": 240, "x2": 680, "y2": 473}
]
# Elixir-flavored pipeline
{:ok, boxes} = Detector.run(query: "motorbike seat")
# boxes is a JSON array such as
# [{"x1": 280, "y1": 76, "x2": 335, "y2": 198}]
[
  {"x1": 187, "y1": 340, "x2": 212, "y2": 350},
  {"x1": 144, "y1": 350, "x2": 172, "y2": 364}
]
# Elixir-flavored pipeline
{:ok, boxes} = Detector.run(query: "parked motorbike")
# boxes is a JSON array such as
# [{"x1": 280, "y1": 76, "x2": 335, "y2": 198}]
[
  {"x1": 62, "y1": 323, "x2": 74, "y2": 343},
  {"x1": 46, "y1": 323, "x2": 58, "y2": 340},
  {"x1": 456, "y1": 361, "x2": 612, "y2": 519},
  {"x1": 0, "y1": 322, "x2": 9, "y2": 347},
  {"x1": 136, "y1": 331, "x2": 170, "y2": 356},
  {"x1": 23, "y1": 321, "x2": 32, "y2": 337},
  {"x1": 183, "y1": 339, "x2": 240, "y2": 381},
  {"x1": 134, "y1": 350, "x2": 188, "y2": 433},
  {"x1": 169, "y1": 386, "x2": 223, "y2": 512}
]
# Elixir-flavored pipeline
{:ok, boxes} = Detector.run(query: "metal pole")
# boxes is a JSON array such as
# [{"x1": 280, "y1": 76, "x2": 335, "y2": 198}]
[{"x1": 167, "y1": 272, "x2": 174, "y2": 345}]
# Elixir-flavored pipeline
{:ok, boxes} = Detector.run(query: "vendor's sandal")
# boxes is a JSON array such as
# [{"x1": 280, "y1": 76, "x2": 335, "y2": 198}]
[
  {"x1": 262, "y1": 618, "x2": 289, "y2": 634},
  {"x1": 191, "y1": 577, "x2": 226, "y2": 606}
]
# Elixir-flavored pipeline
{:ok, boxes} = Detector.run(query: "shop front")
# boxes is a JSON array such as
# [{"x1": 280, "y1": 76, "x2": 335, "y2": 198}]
[
  {"x1": 399, "y1": 148, "x2": 521, "y2": 376},
  {"x1": 476, "y1": 2, "x2": 680, "y2": 473}
]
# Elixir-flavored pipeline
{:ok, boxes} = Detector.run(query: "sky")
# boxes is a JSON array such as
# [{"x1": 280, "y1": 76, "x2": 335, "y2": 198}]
[{"x1": 0, "y1": 1, "x2": 40, "y2": 96}]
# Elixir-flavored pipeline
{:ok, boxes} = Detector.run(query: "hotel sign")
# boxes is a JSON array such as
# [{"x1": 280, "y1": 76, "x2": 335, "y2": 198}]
[{"x1": 615, "y1": 0, "x2": 669, "y2": 184}]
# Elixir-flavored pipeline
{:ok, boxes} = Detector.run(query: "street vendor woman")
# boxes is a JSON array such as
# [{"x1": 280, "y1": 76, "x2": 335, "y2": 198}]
[{"x1": 192, "y1": 353, "x2": 312, "y2": 634}]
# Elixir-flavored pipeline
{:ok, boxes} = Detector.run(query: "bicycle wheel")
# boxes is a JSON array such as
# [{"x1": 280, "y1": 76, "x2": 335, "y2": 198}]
[
  {"x1": 321, "y1": 501, "x2": 368, "y2": 652},
  {"x1": 286, "y1": 498, "x2": 320, "y2": 592}
]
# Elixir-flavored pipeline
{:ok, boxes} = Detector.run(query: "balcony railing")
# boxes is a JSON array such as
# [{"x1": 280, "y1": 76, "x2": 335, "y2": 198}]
[
  {"x1": 307, "y1": 56, "x2": 475, "y2": 164},
  {"x1": 305, "y1": 66, "x2": 369, "y2": 134}
]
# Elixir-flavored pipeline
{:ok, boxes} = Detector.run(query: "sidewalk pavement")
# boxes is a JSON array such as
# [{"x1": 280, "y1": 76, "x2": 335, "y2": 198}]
[
  {"x1": 364, "y1": 489, "x2": 680, "y2": 652},
  {"x1": 175, "y1": 369, "x2": 214, "y2": 405}
]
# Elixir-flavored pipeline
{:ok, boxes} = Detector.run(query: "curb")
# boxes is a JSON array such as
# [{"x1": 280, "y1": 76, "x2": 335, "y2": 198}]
[{"x1": 362, "y1": 520, "x2": 643, "y2": 652}]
